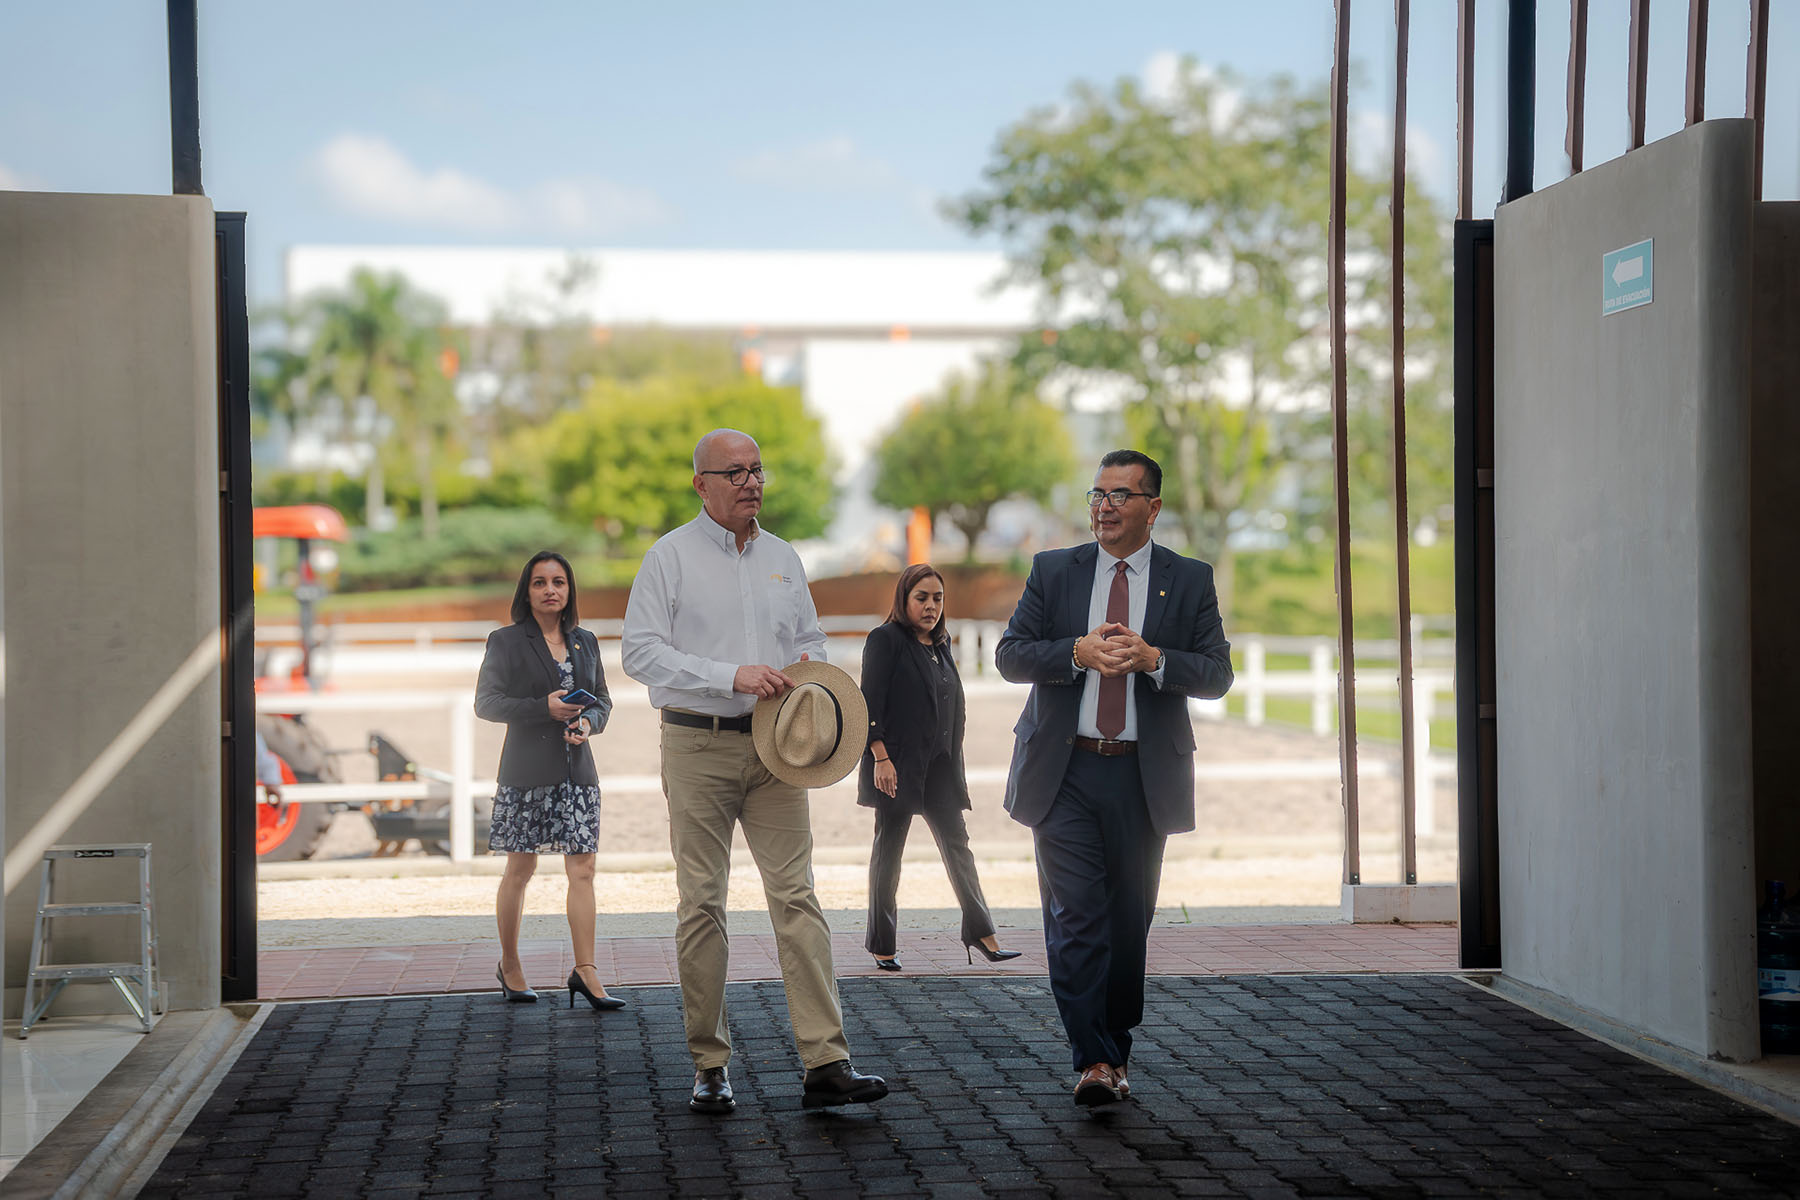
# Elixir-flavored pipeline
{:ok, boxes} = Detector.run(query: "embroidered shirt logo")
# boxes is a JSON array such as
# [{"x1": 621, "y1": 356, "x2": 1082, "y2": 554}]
[{"x1": 770, "y1": 573, "x2": 791, "y2": 583}]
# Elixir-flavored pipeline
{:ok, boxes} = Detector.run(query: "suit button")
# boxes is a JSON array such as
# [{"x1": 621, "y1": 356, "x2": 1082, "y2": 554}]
[{"x1": 1065, "y1": 737, "x2": 1073, "y2": 745}]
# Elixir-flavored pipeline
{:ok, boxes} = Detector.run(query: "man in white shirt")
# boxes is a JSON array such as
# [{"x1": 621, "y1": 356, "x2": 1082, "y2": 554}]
[
  {"x1": 995, "y1": 449, "x2": 1233, "y2": 1107},
  {"x1": 622, "y1": 428, "x2": 888, "y2": 1114}
]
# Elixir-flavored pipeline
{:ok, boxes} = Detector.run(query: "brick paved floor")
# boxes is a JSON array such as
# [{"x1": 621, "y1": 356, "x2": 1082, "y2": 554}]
[
  {"x1": 256, "y1": 923, "x2": 1460, "y2": 1000},
  {"x1": 142, "y1": 975, "x2": 1800, "y2": 1198}
]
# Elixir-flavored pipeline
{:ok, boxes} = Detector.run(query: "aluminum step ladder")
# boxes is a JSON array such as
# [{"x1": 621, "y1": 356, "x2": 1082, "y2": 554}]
[{"x1": 19, "y1": 843, "x2": 159, "y2": 1037}]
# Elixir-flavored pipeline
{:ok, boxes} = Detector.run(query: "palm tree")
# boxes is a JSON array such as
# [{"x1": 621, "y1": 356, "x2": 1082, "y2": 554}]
[{"x1": 303, "y1": 270, "x2": 459, "y2": 535}]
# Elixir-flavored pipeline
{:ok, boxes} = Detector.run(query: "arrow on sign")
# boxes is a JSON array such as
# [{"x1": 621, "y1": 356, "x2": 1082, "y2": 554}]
[{"x1": 1612, "y1": 256, "x2": 1644, "y2": 285}]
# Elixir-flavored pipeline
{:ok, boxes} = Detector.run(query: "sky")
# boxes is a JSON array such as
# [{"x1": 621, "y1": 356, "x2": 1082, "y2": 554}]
[{"x1": 3, "y1": 2, "x2": 1796, "y2": 304}]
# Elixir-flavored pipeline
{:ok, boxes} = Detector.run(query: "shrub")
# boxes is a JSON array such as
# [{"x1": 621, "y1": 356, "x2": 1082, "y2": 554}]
[{"x1": 335, "y1": 506, "x2": 595, "y2": 592}]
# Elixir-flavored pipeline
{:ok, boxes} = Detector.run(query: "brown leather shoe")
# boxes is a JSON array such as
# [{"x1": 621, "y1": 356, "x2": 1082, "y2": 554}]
[
  {"x1": 1074, "y1": 1063, "x2": 1122, "y2": 1107},
  {"x1": 690, "y1": 1067, "x2": 735, "y2": 1114}
]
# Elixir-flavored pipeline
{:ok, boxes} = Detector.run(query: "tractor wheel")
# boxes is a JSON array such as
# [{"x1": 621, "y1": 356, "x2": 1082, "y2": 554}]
[{"x1": 255, "y1": 714, "x2": 339, "y2": 862}]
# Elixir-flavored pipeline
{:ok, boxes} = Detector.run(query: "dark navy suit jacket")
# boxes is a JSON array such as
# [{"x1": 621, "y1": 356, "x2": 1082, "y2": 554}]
[{"x1": 995, "y1": 542, "x2": 1233, "y2": 835}]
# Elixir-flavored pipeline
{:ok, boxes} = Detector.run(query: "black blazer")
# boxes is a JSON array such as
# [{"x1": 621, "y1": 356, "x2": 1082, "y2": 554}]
[
  {"x1": 474, "y1": 621, "x2": 611, "y2": 788},
  {"x1": 995, "y1": 542, "x2": 1233, "y2": 835},
  {"x1": 856, "y1": 620, "x2": 969, "y2": 812}
]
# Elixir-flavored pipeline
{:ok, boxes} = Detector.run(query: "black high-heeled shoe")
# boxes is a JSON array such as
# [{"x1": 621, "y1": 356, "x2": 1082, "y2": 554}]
[
  {"x1": 872, "y1": 956, "x2": 902, "y2": 972},
  {"x1": 568, "y1": 965, "x2": 627, "y2": 1011},
  {"x1": 966, "y1": 941, "x2": 1022, "y2": 964},
  {"x1": 496, "y1": 963, "x2": 538, "y2": 1002}
]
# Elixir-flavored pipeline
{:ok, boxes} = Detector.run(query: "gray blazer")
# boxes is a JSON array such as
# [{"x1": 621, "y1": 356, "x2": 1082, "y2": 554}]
[
  {"x1": 994, "y1": 542, "x2": 1233, "y2": 835},
  {"x1": 474, "y1": 622, "x2": 611, "y2": 788}
]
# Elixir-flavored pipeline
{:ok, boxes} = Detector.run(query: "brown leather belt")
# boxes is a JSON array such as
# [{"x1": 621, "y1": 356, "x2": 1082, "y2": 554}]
[
  {"x1": 663, "y1": 709, "x2": 753, "y2": 733},
  {"x1": 1073, "y1": 737, "x2": 1137, "y2": 756}
]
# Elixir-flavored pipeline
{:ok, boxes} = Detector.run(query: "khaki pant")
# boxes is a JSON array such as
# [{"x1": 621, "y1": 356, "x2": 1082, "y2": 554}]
[{"x1": 660, "y1": 722, "x2": 849, "y2": 1070}]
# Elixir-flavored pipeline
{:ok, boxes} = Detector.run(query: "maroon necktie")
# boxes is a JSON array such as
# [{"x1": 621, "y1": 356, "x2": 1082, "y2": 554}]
[{"x1": 1097, "y1": 560, "x2": 1129, "y2": 739}]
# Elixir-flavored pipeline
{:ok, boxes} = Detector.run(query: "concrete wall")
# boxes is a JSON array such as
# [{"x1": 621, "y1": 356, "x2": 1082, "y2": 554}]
[
  {"x1": 1751, "y1": 203, "x2": 1800, "y2": 898},
  {"x1": 0, "y1": 192, "x2": 222, "y2": 1016},
  {"x1": 1493, "y1": 120, "x2": 1758, "y2": 1060}
]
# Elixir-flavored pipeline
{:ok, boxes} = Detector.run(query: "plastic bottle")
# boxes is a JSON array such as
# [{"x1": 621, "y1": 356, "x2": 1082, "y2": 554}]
[{"x1": 1756, "y1": 880, "x2": 1800, "y2": 1055}]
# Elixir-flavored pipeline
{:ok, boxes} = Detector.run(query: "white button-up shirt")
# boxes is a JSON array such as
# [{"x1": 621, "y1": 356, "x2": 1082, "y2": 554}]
[
  {"x1": 1075, "y1": 538, "x2": 1165, "y2": 741},
  {"x1": 621, "y1": 508, "x2": 828, "y2": 717}
]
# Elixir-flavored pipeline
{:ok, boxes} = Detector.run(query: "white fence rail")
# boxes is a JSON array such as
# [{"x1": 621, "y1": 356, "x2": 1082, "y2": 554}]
[{"x1": 256, "y1": 621, "x2": 1456, "y2": 860}]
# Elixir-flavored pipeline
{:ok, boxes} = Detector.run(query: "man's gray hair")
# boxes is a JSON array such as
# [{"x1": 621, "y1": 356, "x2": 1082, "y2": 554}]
[{"x1": 693, "y1": 428, "x2": 757, "y2": 473}]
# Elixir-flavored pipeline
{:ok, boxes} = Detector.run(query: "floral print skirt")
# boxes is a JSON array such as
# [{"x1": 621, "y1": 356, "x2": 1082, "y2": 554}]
[{"x1": 487, "y1": 780, "x2": 601, "y2": 854}]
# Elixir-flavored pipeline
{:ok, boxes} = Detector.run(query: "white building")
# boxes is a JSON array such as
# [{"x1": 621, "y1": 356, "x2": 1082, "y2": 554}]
[{"x1": 285, "y1": 245, "x2": 1049, "y2": 476}]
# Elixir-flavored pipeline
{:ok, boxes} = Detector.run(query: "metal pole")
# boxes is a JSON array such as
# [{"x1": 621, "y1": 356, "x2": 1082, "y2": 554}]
[
  {"x1": 1628, "y1": 0, "x2": 1651, "y2": 150},
  {"x1": 1330, "y1": 0, "x2": 1362, "y2": 887},
  {"x1": 1390, "y1": 0, "x2": 1419, "y2": 887},
  {"x1": 1566, "y1": 0, "x2": 1589, "y2": 172},
  {"x1": 1686, "y1": 0, "x2": 1710, "y2": 126},
  {"x1": 1457, "y1": 0, "x2": 1476, "y2": 218},
  {"x1": 1505, "y1": 0, "x2": 1537, "y2": 202},
  {"x1": 167, "y1": 0, "x2": 203, "y2": 196},
  {"x1": 1747, "y1": 0, "x2": 1769, "y2": 199}
]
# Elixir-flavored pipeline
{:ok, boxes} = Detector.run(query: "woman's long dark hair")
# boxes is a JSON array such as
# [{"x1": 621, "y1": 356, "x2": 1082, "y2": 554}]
[
  {"x1": 887, "y1": 563, "x2": 949, "y2": 648},
  {"x1": 510, "y1": 550, "x2": 579, "y2": 635}
]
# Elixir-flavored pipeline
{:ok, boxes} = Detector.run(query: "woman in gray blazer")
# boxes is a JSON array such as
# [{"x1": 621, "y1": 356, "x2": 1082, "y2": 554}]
[
  {"x1": 858, "y1": 564, "x2": 1021, "y2": 970},
  {"x1": 476, "y1": 550, "x2": 624, "y2": 1011}
]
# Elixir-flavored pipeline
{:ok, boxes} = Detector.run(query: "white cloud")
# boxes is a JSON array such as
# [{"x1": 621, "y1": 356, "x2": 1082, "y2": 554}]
[
  {"x1": 732, "y1": 136, "x2": 898, "y2": 190},
  {"x1": 0, "y1": 162, "x2": 46, "y2": 190},
  {"x1": 311, "y1": 133, "x2": 669, "y2": 236},
  {"x1": 1350, "y1": 110, "x2": 1448, "y2": 189},
  {"x1": 1141, "y1": 51, "x2": 1241, "y2": 129}
]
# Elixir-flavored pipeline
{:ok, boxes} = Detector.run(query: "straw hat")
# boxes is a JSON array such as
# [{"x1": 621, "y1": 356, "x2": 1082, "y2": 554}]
[{"x1": 751, "y1": 660, "x2": 869, "y2": 788}]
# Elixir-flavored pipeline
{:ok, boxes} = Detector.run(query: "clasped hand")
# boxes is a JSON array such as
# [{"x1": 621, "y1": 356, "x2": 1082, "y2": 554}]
[
  {"x1": 732, "y1": 652, "x2": 811, "y2": 699},
  {"x1": 1077, "y1": 623, "x2": 1159, "y2": 677}
]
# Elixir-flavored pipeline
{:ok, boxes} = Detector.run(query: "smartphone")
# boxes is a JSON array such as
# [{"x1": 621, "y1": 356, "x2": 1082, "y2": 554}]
[{"x1": 561, "y1": 688, "x2": 599, "y2": 708}]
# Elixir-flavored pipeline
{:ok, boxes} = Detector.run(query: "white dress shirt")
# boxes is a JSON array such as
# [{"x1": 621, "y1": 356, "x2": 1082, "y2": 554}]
[
  {"x1": 1075, "y1": 538, "x2": 1166, "y2": 741},
  {"x1": 621, "y1": 508, "x2": 828, "y2": 717}
]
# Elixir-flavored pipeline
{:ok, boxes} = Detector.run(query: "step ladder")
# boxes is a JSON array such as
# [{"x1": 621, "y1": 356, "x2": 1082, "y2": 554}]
[{"x1": 20, "y1": 844, "x2": 159, "y2": 1038}]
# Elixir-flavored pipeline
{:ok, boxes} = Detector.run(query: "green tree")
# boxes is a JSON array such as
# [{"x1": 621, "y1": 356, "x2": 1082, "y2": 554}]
[
  {"x1": 514, "y1": 375, "x2": 835, "y2": 553},
  {"x1": 870, "y1": 361, "x2": 1074, "y2": 561},
  {"x1": 950, "y1": 62, "x2": 1452, "y2": 612},
  {"x1": 300, "y1": 270, "x2": 462, "y2": 536}
]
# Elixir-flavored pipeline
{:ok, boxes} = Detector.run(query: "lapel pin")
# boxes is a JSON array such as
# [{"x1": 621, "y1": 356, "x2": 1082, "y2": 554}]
[{"x1": 1159, "y1": 590, "x2": 1166, "y2": 596}]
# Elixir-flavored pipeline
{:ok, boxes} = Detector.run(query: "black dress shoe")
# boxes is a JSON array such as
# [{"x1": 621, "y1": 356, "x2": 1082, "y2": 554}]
[
  {"x1": 965, "y1": 941, "x2": 1023, "y2": 964},
  {"x1": 690, "y1": 1067, "x2": 735, "y2": 1114},
  {"x1": 801, "y1": 1060, "x2": 889, "y2": 1109},
  {"x1": 872, "y1": 956, "x2": 902, "y2": 971},
  {"x1": 496, "y1": 963, "x2": 537, "y2": 1003},
  {"x1": 567, "y1": 967, "x2": 627, "y2": 1011}
]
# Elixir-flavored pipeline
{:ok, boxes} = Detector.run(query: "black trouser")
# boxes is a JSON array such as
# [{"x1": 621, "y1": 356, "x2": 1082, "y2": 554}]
[
  {"x1": 864, "y1": 756, "x2": 998, "y2": 956},
  {"x1": 1032, "y1": 749, "x2": 1165, "y2": 1073}
]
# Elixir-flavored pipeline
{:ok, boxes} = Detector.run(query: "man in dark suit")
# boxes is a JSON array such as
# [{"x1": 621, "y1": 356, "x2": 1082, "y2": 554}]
[{"x1": 996, "y1": 449, "x2": 1233, "y2": 1106}]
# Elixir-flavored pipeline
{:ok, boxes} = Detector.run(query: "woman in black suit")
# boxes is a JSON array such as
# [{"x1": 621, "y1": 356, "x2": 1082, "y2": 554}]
[
  {"x1": 476, "y1": 550, "x2": 625, "y2": 1011},
  {"x1": 859, "y1": 563, "x2": 1021, "y2": 970}
]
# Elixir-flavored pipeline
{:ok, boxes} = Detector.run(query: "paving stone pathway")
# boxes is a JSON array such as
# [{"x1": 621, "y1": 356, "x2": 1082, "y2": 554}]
[{"x1": 142, "y1": 976, "x2": 1800, "y2": 1198}]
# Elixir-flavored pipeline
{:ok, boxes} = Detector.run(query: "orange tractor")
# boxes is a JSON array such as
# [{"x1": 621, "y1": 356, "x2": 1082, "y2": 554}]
[
  {"x1": 253, "y1": 504, "x2": 350, "y2": 861},
  {"x1": 252, "y1": 504, "x2": 487, "y2": 860}
]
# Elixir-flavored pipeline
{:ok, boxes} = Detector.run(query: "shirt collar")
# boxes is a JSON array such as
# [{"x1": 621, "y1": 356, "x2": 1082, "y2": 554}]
[
  {"x1": 1097, "y1": 537, "x2": 1154, "y2": 577},
  {"x1": 697, "y1": 505, "x2": 760, "y2": 553}
]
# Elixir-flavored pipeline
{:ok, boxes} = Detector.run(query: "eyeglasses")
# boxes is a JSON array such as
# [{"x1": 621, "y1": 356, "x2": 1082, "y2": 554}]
[
  {"x1": 698, "y1": 465, "x2": 767, "y2": 488},
  {"x1": 1086, "y1": 488, "x2": 1155, "y2": 508}
]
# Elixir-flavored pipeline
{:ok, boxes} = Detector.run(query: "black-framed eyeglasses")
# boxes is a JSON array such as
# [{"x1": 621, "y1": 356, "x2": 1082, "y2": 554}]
[
  {"x1": 699, "y1": 465, "x2": 767, "y2": 488},
  {"x1": 1086, "y1": 488, "x2": 1155, "y2": 508}
]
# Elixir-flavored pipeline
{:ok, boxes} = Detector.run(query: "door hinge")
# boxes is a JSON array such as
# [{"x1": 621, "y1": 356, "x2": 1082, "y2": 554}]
[
  {"x1": 221, "y1": 720, "x2": 233, "y2": 738},
  {"x1": 220, "y1": 469, "x2": 229, "y2": 492}
]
